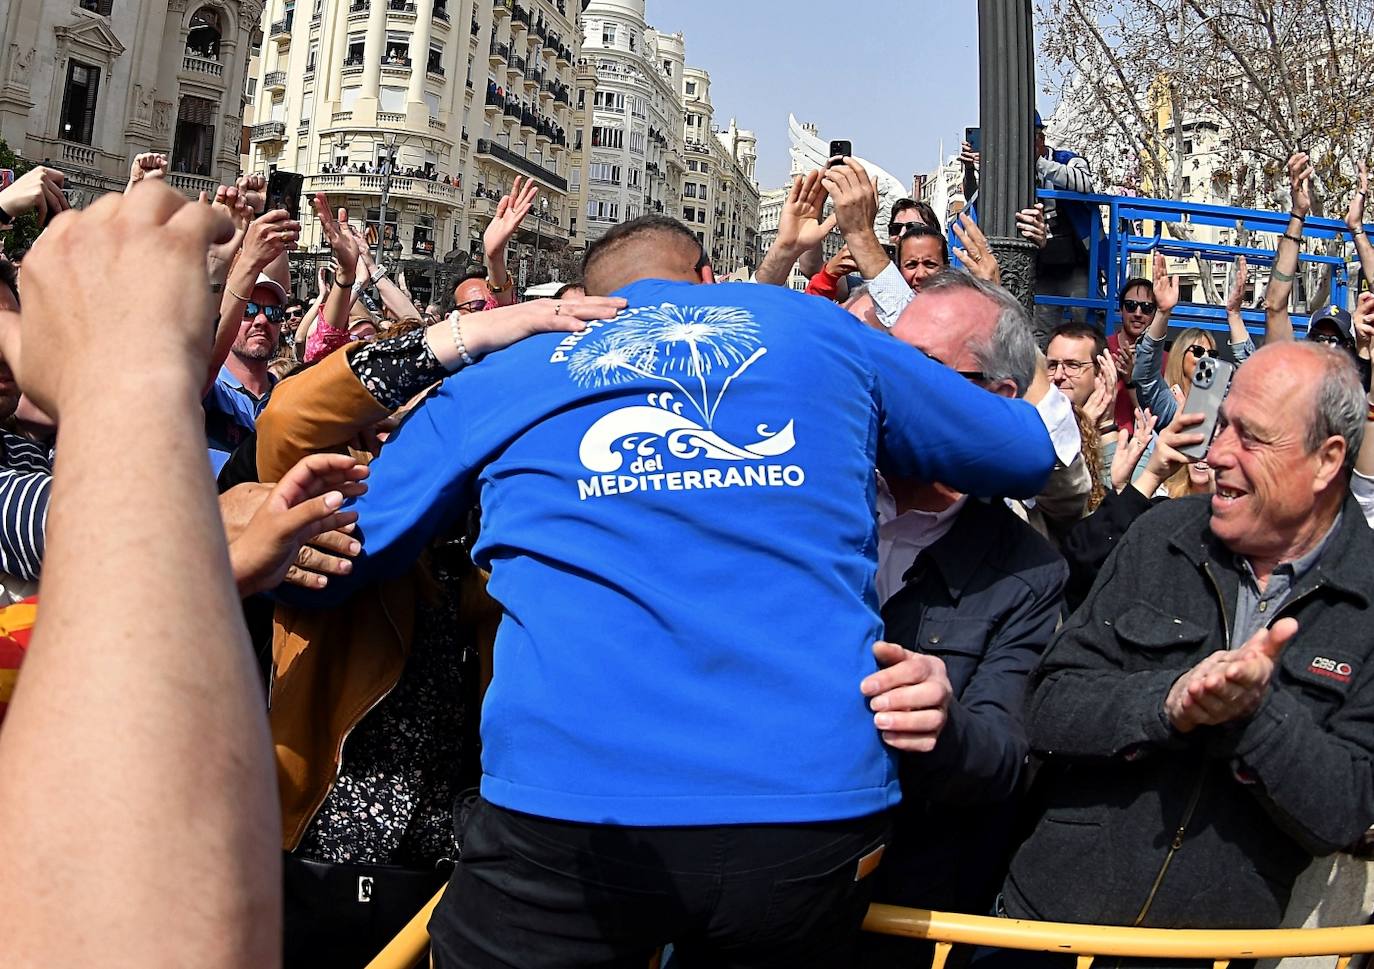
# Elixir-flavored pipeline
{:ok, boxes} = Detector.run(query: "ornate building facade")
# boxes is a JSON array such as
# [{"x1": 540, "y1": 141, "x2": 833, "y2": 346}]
[{"x1": 0, "y1": 0, "x2": 263, "y2": 204}]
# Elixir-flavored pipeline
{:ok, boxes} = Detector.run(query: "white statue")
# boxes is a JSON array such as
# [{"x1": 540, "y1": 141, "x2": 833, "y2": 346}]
[{"x1": 787, "y1": 113, "x2": 909, "y2": 230}]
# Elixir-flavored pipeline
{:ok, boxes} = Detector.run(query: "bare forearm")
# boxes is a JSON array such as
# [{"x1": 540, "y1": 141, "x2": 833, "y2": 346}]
[
  {"x1": 374, "y1": 276, "x2": 417, "y2": 320},
  {"x1": 322, "y1": 274, "x2": 355, "y2": 334},
  {"x1": 755, "y1": 242, "x2": 803, "y2": 287},
  {"x1": 1148, "y1": 308, "x2": 1171, "y2": 340},
  {"x1": 0, "y1": 380, "x2": 280, "y2": 967},
  {"x1": 1264, "y1": 214, "x2": 1304, "y2": 343},
  {"x1": 487, "y1": 249, "x2": 514, "y2": 307}
]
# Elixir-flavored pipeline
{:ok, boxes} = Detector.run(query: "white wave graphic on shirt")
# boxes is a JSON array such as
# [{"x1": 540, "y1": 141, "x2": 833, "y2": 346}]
[{"x1": 563, "y1": 303, "x2": 797, "y2": 475}]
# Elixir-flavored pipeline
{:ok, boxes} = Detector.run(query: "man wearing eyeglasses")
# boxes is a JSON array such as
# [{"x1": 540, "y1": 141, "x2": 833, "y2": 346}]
[
  {"x1": 452, "y1": 275, "x2": 495, "y2": 316},
  {"x1": 205, "y1": 270, "x2": 288, "y2": 473}
]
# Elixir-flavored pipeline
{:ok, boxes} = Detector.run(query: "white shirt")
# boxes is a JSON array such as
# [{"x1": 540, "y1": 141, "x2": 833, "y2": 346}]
[{"x1": 876, "y1": 478, "x2": 967, "y2": 605}]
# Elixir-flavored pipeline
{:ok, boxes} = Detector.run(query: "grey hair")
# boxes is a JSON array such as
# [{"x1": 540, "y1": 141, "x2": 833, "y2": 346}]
[
  {"x1": 919, "y1": 269, "x2": 1038, "y2": 397},
  {"x1": 1302, "y1": 343, "x2": 1365, "y2": 475}
]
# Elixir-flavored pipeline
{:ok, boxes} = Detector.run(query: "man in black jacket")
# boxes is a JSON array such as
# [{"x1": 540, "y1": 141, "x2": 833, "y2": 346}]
[{"x1": 978, "y1": 342, "x2": 1374, "y2": 967}]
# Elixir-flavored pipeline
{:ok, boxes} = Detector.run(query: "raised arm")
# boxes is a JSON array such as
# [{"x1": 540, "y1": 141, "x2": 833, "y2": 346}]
[
  {"x1": 1345, "y1": 161, "x2": 1374, "y2": 295},
  {"x1": 0, "y1": 182, "x2": 281, "y2": 969},
  {"x1": 754, "y1": 171, "x2": 836, "y2": 287},
  {"x1": 1132, "y1": 252, "x2": 1180, "y2": 426},
  {"x1": 484, "y1": 176, "x2": 538, "y2": 305},
  {"x1": 1226, "y1": 254, "x2": 1255, "y2": 363},
  {"x1": 1264, "y1": 152, "x2": 1311, "y2": 345}
]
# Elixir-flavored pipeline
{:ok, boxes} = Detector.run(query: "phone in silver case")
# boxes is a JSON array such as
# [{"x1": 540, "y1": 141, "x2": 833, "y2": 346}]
[{"x1": 1177, "y1": 355, "x2": 1236, "y2": 461}]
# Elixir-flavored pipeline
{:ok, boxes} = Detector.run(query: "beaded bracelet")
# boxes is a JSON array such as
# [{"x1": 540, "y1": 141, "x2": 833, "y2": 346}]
[{"x1": 450, "y1": 314, "x2": 476, "y2": 367}]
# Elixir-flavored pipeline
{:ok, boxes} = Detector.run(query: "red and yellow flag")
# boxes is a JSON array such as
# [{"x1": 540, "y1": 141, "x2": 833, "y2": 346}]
[{"x1": 0, "y1": 597, "x2": 39, "y2": 725}]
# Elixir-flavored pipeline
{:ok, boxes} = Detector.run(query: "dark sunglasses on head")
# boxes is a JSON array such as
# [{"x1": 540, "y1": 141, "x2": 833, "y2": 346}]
[
  {"x1": 1122, "y1": 299, "x2": 1156, "y2": 314},
  {"x1": 243, "y1": 301, "x2": 286, "y2": 324},
  {"x1": 888, "y1": 220, "x2": 920, "y2": 236},
  {"x1": 1186, "y1": 344, "x2": 1217, "y2": 359}
]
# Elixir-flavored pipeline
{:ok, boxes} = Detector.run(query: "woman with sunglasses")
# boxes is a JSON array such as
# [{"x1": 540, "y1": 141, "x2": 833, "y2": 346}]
[{"x1": 1132, "y1": 251, "x2": 1254, "y2": 427}]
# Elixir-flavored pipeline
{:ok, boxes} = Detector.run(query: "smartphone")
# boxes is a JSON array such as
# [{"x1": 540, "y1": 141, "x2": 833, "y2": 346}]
[
  {"x1": 266, "y1": 169, "x2": 304, "y2": 221},
  {"x1": 828, "y1": 140, "x2": 852, "y2": 167},
  {"x1": 321, "y1": 267, "x2": 335, "y2": 289},
  {"x1": 964, "y1": 126, "x2": 982, "y2": 153},
  {"x1": 1177, "y1": 356, "x2": 1236, "y2": 461},
  {"x1": 0, "y1": 169, "x2": 13, "y2": 190}
]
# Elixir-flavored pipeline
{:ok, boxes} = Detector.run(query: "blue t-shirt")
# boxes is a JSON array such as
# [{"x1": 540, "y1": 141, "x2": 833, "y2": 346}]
[
  {"x1": 303, "y1": 279, "x2": 1055, "y2": 825},
  {"x1": 205, "y1": 365, "x2": 275, "y2": 473}
]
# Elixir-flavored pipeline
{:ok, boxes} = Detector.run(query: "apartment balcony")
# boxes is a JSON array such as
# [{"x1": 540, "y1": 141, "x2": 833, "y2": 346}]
[
  {"x1": 167, "y1": 172, "x2": 218, "y2": 196},
  {"x1": 377, "y1": 111, "x2": 407, "y2": 125},
  {"x1": 489, "y1": 40, "x2": 508, "y2": 65},
  {"x1": 264, "y1": 70, "x2": 288, "y2": 92},
  {"x1": 493, "y1": 0, "x2": 511, "y2": 17},
  {"x1": 434, "y1": 4, "x2": 450, "y2": 22},
  {"x1": 538, "y1": 80, "x2": 554, "y2": 102},
  {"x1": 555, "y1": 44, "x2": 571, "y2": 66},
  {"x1": 471, "y1": 18, "x2": 481, "y2": 36},
  {"x1": 342, "y1": 57, "x2": 365, "y2": 77},
  {"x1": 476, "y1": 138, "x2": 567, "y2": 192},
  {"x1": 509, "y1": 54, "x2": 527, "y2": 76},
  {"x1": 304, "y1": 172, "x2": 462, "y2": 208},
  {"x1": 270, "y1": 16, "x2": 293, "y2": 45},
  {"x1": 380, "y1": 56, "x2": 413, "y2": 77},
  {"x1": 484, "y1": 89, "x2": 502, "y2": 114},
  {"x1": 181, "y1": 54, "x2": 225, "y2": 80},
  {"x1": 512, "y1": 5, "x2": 531, "y2": 29},
  {"x1": 250, "y1": 121, "x2": 287, "y2": 143},
  {"x1": 387, "y1": 0, "x2": 418, "y2": 20},
  {"x1": 427, "y1": 63, "x2": 446, "y2": 80}
]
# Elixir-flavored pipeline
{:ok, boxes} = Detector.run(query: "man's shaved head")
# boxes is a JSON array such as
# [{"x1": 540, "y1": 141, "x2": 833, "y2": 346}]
[{"x1": 582, "y1": 216, "x2": 709, "y2": 296}]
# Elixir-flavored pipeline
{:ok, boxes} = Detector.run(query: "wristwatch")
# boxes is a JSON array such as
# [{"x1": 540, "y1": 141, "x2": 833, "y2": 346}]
[
  {"x1": 489, "y1": 274, "x2": 514, "y2": 295},
  {"x1": 368, "y1": 265, "x2": 388, "y2": 287}
]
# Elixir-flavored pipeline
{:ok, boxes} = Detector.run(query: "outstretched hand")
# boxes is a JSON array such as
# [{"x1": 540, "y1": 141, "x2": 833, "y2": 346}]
[
  {"x1": 314, "y1": 193, "x2": 362, "y2": 276},
  {"x1": 484, "y1": 175, "x2": 538, "y2": 259},
  {"x1": 776, "y1": 170, "x2": 836, "y2": 254},
  {"x1": 1225, "y1": 255, "x2": 1250, "y2": 314},
  {"x1": 1152, "y1": 250, "x2": 1180, "y2": 315},
  {"x1": 1288, "y1": 152, "x2": 1314, "y2": 218}
]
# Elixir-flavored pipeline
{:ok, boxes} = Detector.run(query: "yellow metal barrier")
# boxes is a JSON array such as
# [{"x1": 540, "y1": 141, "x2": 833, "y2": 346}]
[{"x1": 366, "y1": 891, "x2": 1374, "y2": 969}]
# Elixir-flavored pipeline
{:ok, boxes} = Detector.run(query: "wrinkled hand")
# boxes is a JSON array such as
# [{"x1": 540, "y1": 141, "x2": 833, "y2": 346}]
[
  {"x1": 952, "y1": 214, "x2": 1001, "y2": 285},
  {"x1": 221, "y1": 453, "x2": 369, "y2": 597},
  {"x1": 484, "y1": 175, "x2": 538, "y2": 259},
  {"x1": 1165, "y1": 618, "x2": 1297, "y2": 732},
  {"x1": 127, "y1": 152, "x2": 169, "y2": 188},
  {"x1": 1016, "y1": 203, "x2": 1047, "y2": 248},
  {"x1": 860, "y1": 641, "x2": 952, "y2": 752},
  {"x1": 959, "y1": 140, "x2": 980, "y2": 171},
  {"x1": 1152, "y1": 250, "x2": 1180, "y2": 314},
  {"x1": 460, "y1": 295, "x2": 628, "y2": 358},
  {"x1": 1110, "y1": 407, "x2": 1158, "y2": 492},
  {"x1": 240, "y1": 208, "x2": 301, "y2": 274},
  {"x1": 1225, "y1": 255, "x2": 1249, "y2": 314},
  {"x1": 825, "y1": 244, "x2": 859, "y2": 278},
  {"x1": 776, "y1": 170, "x2": 836, "y2": 254},
  {"x1": 314, "y1": 193, "x2": 362, "y2": 275},
  {"x1": 0, "y1": 166, "x2": 68, "y2": 227},
  {"x1": 1145, "y1": 407, "x2": 1206, "y2": 482},
  {"x1": 202, "y1": 185, "x2": 255, "y2": 282},
  {"x1": 822, "y1": 158, "x2": 879, "y2": 243},
  {"x1": 1288, "y1": 152, "x2": 1314, "y2": 218},
  {"x1": 1082, "y1": 350, "x2": 1118, "y2": 426},
  {"x1": 0, "y1": 181, "x2": 233, "y2": 415}
]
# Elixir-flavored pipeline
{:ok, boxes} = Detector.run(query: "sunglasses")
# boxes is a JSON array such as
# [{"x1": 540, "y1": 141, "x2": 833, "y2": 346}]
[
  {"x1": 1185, "y1": 344, "x2": 1217, "y2": 359},
  {"x1": 243, "y1": 301, "x2": 286, "y2": 323},
  {"x1": 889, "y1": 220, "x2": 921, "y2": 236},
  {"x1": 1310, "y1": 332, "x2": 1347, "y2": 347},
  {"x1": 1122, "y1": 299, "x2": 1156, "y2": 314},
  {"x1": 456, "y1": 299, "x2": 488, "y2": 314}
]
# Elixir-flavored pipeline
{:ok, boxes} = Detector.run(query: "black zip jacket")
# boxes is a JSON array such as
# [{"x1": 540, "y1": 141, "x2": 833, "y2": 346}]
[{"x1": 1003, "y1": 493, "x2": 1374, "y2": 930}]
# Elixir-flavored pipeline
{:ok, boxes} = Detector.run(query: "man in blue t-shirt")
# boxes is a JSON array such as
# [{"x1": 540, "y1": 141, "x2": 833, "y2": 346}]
[{"x1": 299, "y1": 216, "x2": 1056, "y2": 967}]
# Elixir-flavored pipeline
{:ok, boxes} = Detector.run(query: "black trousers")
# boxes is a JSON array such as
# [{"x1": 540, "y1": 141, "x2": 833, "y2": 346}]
[{"x1": 429, "y1": 797, "x2": 891, "y2": 969}]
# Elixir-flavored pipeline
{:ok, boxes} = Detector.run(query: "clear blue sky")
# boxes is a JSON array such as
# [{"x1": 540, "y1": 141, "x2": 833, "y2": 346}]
[{"x1": 644, "y1": 1, "x2": 983, "y2": 190}]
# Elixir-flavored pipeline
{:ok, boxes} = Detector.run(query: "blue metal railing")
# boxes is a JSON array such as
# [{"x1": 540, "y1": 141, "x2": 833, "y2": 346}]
[{"x1": 1034, "y1": 188, "x2": 1369, "y2": 339}]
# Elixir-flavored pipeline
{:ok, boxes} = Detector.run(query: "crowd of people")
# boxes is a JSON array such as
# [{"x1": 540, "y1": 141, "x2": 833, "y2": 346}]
[{"x1": 0, "y1": 117, "x2": 1373, "y2": 969}]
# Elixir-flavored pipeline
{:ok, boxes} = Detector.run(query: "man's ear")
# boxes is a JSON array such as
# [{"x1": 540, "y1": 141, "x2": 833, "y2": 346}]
[
  {"x1": 700, "y1": 263, "x2": 716, "y2": 285},
  {"x1": 987, "y1": 378, "x2": 1018, "y2": 399}
]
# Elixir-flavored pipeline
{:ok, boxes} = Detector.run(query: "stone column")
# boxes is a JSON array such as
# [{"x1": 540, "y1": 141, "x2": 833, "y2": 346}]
[
  {"x1": 977, "y1": 0, "x2": 1038, "y2": 313},
  {"x1": 406, "y1": 0, "x2": 434, "y2": 105},
  {"x1": 360, "y1": 0, "x2": 388, "y2": 97},
  {"x1": 326, "y1": 0, "x2": 350, "y2": 102}
]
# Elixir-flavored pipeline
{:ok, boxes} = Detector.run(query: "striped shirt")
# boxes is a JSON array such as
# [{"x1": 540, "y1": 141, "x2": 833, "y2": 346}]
[{"x1": 0, "y1": 431, "x2": 53, "y2": 582}]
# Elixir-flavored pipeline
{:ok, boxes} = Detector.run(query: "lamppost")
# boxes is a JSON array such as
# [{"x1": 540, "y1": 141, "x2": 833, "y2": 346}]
[
  {"x1": 977, "y1": 0, "x2": 1038, "y2": 311},
  {"x1": 532, "y1": 196, "x2": 549, "y2": 283},
  {"x1": 374, "y1": 132, "x2": 401, "y2": 268}
]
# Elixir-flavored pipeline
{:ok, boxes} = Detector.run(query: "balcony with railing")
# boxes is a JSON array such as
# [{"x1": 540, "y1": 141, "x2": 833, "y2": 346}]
[
  {"x1": 476, "y1": 138, "x2": 567, "y2": 192},
  {"x1": 168, "y1": 172, "x2": 219, "y2": 196},
  {"x1": 264, "y1": 70, "x2": 288, "y2": 92},
  {"x1": 508, "y1": 53, "x2": 527, "y2": 76},
  {"x1": 492, "y1": 0, "x2": 511, "y2": 16},
  {"x1": 270, "y1": 15, "x2": 293, "y2": 43},
  {"x1": 250, "y1": 121, "x2": 287, "y2": 142},
  {"x1": 427, "y1": 61, "x2": 446, "y2": 79},
  {"x1": 489, "y1": 40, "x2": 508, "y2": 64},
  {"x1": 380, "y1": 55, "x2": 412, "y2": 76},
  {"x1": 511, "y1": 4, "x2": 530, "y2": 30},
  {"x1": 304, "y1": 171, "x2": 461, "y2": 207},
  {"x1": 434, "y1": 3, "x2": 450, "y2": 22},
  {"x1": 387, "y1": 0, "x2": 417, "y2": 16},
  {"x1": 181, "y1": 55, "x2": 224, "y2": 79}
]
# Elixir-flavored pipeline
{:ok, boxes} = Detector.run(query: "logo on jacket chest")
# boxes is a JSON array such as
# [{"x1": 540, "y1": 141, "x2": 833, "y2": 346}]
[
  {"x1": 550, "y1": 304, "x2": 804, "y2": 501},
  {"x1": 1308, "y1": 655, "x2": 1354, "y2": 683}
]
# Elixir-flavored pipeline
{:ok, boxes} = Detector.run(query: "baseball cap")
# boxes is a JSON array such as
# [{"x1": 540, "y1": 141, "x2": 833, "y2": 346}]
[
  {"x1": 1034, "y1": 110, "x2": 1046, "y2": 130},
  {"x1": 252, "y1": 271, "x2": 289, "y2": 304},
  {"x1": 1307, "y1": 305, "x2": 1354, "y2": 344}
]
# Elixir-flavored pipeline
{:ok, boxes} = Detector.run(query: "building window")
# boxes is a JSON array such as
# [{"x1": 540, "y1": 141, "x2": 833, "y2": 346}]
[
  {"x1": 347, "y1": 35, "x2": 366, "y2": 65},
  {"x1": 1183, "y1": 138, "x2": 1194, "y2": 155},
  {"x1": 385, "y1": 32, "x2": 410, "y2": 63},
  {"x1": 1182, "y1": 175, "x2": 1192, "y2": 194},
  {"x1": 685, "y1": 80, "x2": 696, "y2": 97},
  {"x1": 307, "y1": 42, "x2": 319, "y2": 73},
  {"x1": 186, "y1": 6, "x2": 224, "y2": 59},
  {"x1": 602, "y1": 23, "x2": 616, "y2": 46},
  {"x1": 591, "y1": 126, "x2": 623, "y2": 149},
  {"x1": 428, "y1": 43, "x2": 444, "y2": 73},
  {"x1": 78, "y1": 0, "x2": 114, "y2": 14},
  {"x1": 172, "y1": 94, "x2": 217, "y2": 175},
  {"x1": 59, "y1": 61, "x2": 101, "y2": 145},
  {"x1": 245, "y1": 77, "x2": 258, "y2": 101},
  {"x1": 587, "y1": 199, "x2": 619, "y2": 222},
  {"x1": 629, "y1": 131, "x2": 644, "y2": 154},
  {"x1": 627, "y1": 167, "x2": 641, "y2": 188},
  {"x1": 589, "y1": 162, "x2": 620, "y2": 184}
]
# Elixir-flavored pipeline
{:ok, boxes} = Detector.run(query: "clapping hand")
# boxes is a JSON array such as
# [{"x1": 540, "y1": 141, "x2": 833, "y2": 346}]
[
  {"x1": 1288, "y1": 152, "x2": 1314, "y2": 218},
  {"x1": 314, "y1": 193, "x2": 362, "y2": 278},
  {"x1": 1110, "y1": 407, "x2": 1158, "y2": 493},
  {"x1": 1166, "y1": 618, "x2": 1297, "y2": 732},
  {"x1": 1225, "y1": 255, "x2": 1250, "y2": 314},
  {"x1": 1353, "y1": 291, "x2": 1374, "y2": 358},
  {"x1": 1152, "y1": 250, "x2": 1180, "y2": 315},
  {"x1": 1081, "y1": 349, "x2": 1118, "y2": 427}
]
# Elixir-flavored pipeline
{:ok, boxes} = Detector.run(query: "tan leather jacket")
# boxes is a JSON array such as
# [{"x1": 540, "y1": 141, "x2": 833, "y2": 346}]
[{"x1": 256, "y1": 346, "x2": 499, "y2": 850}]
